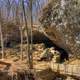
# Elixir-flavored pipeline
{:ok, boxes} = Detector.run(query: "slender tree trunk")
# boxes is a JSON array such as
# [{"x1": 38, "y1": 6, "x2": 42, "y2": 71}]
[
  {"x1": 19, "y1": 25, "x2": 24, "y2": 60},
  {"x1": 19, "y1": 10, "x2": 24, "y2": 61},
  {"x1": 14, "y1": 0, "x2": 24, "y2": 60},
  {"x1": 21, "y1": 0, "x2": 32, "y2": 69},
  {"x1": 29, "y1": 0, "x2": 33, "y2": 69},
  {"x1": 0, "y1": 23, "x2": 4, "y2": 59},
  {"x1": 0, "y1": 8, "x2": 4, "y2": 59},
  {"x1": 7, "y1": 0, "x2": 11, "y2": 20},
  {"x1": 30, "y1": 0, "x2": 33, "y2": 50}
]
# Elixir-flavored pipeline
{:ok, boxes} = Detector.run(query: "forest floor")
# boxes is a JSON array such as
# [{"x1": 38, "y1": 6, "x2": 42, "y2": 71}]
[{"x1": 0, "y1": 43, "x2": 80, "y2": 80}]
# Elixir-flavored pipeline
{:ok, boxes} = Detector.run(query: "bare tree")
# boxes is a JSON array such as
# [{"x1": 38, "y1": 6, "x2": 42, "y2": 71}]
[
  {"x1": 15, "y1": 0, "x2": 24, "y2": 60},
  {"x1": 21, "y1": 0, "x2": 32, "y2": 68},
  {"x1": 29, "y1": 0, "x2": 33, "y2": 69},
  {"x1": 0, "y1": 8, "x2": 4, "y2": 59}
]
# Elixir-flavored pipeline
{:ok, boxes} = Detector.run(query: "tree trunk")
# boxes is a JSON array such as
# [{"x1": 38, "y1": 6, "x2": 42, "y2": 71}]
[
  {"x1": 0, "y1": 23, "x2": 4, "y2": 59},
  {"x1": 0, "y1": 8, "x2": 4, "y2": 59},
  {"x1": 29, "y1": 0, "x2": 33, "y2": 69},
  {"x1": 21, "y1": 0, "x2": 32, "y2": 69},
  {"x1": 19, "y1": 26, "x2": 24, "y2": 60}
]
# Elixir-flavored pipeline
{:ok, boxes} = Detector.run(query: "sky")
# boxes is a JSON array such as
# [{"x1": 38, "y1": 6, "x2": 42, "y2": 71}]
[{"x1": 0, "y1": 0, "x2": 49, "y2": 24}]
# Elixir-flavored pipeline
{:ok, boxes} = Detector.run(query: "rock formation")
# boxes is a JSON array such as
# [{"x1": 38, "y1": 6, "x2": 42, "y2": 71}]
[
  {"x1": 0, "y1": 22, "x2": 20, "y2": 47},
  {"x1": 39, "y1": 0, "x2": 80, "y2": 58}
]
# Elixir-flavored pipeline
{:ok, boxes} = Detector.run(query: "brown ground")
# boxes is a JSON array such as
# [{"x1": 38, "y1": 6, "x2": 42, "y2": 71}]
[{"x1": 0, "y1": 43, "x2": 80, "y2": 80}]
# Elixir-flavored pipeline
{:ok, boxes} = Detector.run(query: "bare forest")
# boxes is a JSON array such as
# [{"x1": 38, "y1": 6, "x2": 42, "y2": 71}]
[{"x1": 0, "y1": 0, "x2": 80, "y2": 80}]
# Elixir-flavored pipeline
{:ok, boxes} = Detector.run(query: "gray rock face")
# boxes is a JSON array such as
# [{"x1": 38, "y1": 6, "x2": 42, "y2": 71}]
[
  {"x1": 0, "y1": 22, "x2": 20, "y2": 47},
  {"x1": 39, "y1": 0, "x2": 80, "y2": 58}
]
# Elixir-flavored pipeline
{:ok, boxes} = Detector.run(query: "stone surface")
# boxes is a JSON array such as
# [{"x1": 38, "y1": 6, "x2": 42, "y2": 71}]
[{"x1": 39, "y1": 0, "x2": 80, "y2": 58}]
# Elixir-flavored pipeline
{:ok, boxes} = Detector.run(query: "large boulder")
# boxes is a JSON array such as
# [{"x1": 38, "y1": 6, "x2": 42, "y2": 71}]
[
  {"x1": 39, "y1": 0, "x2": 80, "y2": 58},
  {"x1": 0, "y1": 21, "x2": 54, "y2": 48}
]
